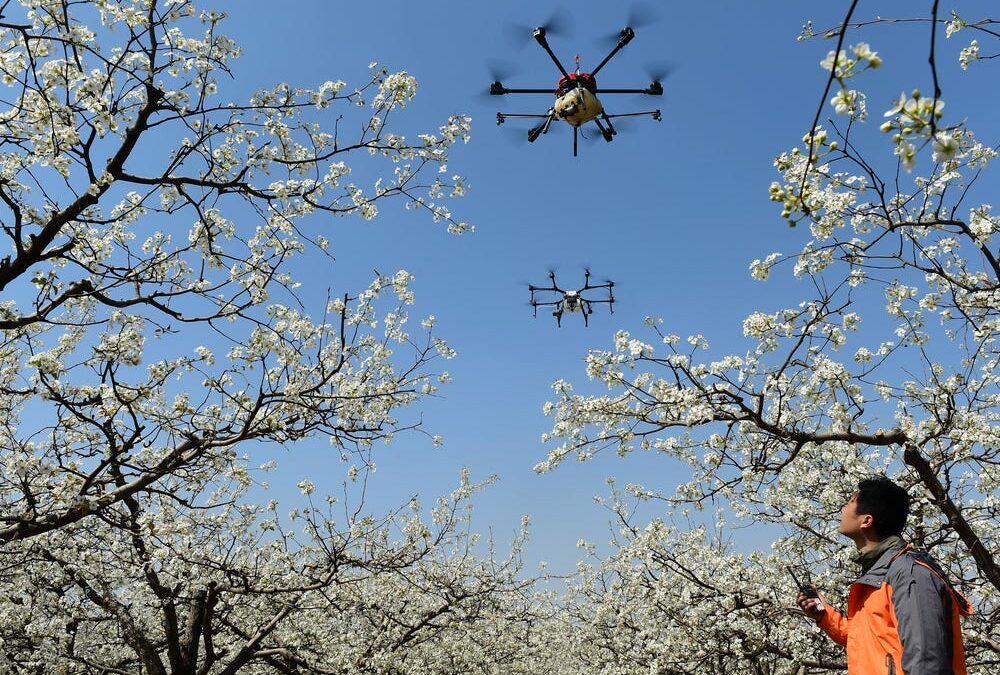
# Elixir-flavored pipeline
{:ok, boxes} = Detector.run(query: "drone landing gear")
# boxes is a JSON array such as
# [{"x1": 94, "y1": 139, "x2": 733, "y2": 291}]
[
  {"x1": 593, "y1": 116, "x2": 615, "y2": 143},
  {"x1": 528, "y1": 110, "x2": 556, "y2": 143}
]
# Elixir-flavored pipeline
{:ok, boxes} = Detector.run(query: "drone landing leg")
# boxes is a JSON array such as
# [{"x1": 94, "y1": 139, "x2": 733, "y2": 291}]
[
  {"x1": 600, "y1": 113, "x2": 618, "y2": 137},
  {"x1": 528, "y1": 110, "x2": 556, "y2": 143},
  {"x1": 573, "y1": 126, "x2": 578, "y2": 157},
  {"x1": 593, "y1": 117, "x2": 614, "y2": 143}
]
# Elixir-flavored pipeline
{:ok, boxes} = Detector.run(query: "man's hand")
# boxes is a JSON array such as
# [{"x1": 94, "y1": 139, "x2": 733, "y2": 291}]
[{"x1": 796, "y1": 590, "x2": 826, "y2": 621}]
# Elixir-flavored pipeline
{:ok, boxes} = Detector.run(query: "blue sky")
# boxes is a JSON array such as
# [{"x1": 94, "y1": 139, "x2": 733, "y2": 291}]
[{"x1": 205, "y1": 0, "x2": 1000, "y2": 573}]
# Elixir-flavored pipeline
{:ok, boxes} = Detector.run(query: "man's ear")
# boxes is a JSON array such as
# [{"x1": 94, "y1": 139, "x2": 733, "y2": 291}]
[{"x1": 859, "y1": 513, "x2": 875, "y2": 532}]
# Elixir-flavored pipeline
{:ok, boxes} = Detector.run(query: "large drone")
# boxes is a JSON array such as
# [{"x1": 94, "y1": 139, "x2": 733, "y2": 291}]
[
  {"x1": 491, "y1": 22, "x2": 663, "y2": 156},
  {"x1": 529, "y1": 270, "x2": 615, "y2": 327}
]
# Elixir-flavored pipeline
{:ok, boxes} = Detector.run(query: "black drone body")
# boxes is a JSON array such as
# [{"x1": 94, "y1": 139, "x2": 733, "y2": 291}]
[
  {"x1": 529, "y1": 270, "x2": 615, "y2": 327},
  {"x1": 491, "y1": 24, "x2": 663, "y2": 156}
]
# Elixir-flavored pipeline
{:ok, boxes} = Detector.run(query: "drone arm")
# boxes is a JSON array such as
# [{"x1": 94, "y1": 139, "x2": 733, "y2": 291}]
[
  {"x1": 589, "y1": 27, "x2": 635, "y2": 77},
  {"x1": 533, "y1": 28, "x2": 572, "y2": 79},
  {"x1": 497, "y1": 113, "x2": 556, "y2": 119},
  {"x1": 594, "y1": 84, "x2": 663, "y2": 95},
  {"x1": 496, "y1": 111, "x2": 559, "y2": 141},
  {"x1": 603, "y1": 110, "x2": 662, "y2": 121},
  {"x1": 491, "y1": 87, "x2": 560, "y2": 95}
]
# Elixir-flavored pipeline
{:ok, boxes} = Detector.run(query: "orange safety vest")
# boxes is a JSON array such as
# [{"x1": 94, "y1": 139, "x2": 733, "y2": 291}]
[{"x1": 817, "y1": 545, "x2": 972, "y2": 674}]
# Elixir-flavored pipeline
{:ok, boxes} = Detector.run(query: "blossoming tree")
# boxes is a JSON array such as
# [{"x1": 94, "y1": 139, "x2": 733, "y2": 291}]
[
  {"x1": 0, "y1": 468, "x2": 541, "y2": 673},
  {"x1": 0, "y1": 0, "x2": 470, "y2": 544},
  {"x1": 542, "y1": 6, "x2": 1000, "y2": 672},
  {"x1": 0, "y1": 0, "x2": 545, "y2": 671}
]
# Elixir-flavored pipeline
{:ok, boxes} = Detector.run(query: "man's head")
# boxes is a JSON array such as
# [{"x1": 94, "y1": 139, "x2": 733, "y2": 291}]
[{"x1": 838, "y1": 476, "x2": 909, "y2": 547}]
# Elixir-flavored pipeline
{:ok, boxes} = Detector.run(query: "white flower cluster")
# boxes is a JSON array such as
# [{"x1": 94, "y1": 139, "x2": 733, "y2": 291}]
[{"x1": 822, "y1": 43, "x2": 880, "y2": 120}]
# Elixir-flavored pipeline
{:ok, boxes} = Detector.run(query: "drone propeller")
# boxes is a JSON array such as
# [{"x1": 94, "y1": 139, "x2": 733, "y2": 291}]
[
  {"x1": 643, "y1": 61, "x2": 675, "y2": 86},
  {"x1": 599, "y1": 62, "x2": 673, "y2": 98},
  {"x1": 624, "y1": 1, "x2": 661, "y2": 30},
  {"x1": 504, "y1": 9, "x2": 573, "y2": 49},
  {"x1": 599, "y1": 2, "x2": 661, "y2": 47},
  {"x1": 487, "y1": 59, "x2": 520, "y2": 84},
  {"x1": 479, "y1": 60, "x2": 522, "y2": 101}
]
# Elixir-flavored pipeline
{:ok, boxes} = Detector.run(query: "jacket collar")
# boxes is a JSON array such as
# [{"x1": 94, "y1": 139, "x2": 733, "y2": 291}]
[
  {"x1": 855, "y1": 534, "x2": 904, "y2": 573},
  {"x1": 854, "y1": 539, "x2": 908, "y2": 588}
]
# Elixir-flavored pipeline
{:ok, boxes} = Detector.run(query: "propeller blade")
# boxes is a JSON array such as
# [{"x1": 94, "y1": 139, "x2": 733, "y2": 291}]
[
  {"x1": 537, "y1": 9, "x2": 573, "y2": 36},
  {"x1": 477, "y1": 60, "x2": 524, "y2": 103},
  {"x1": 599, "y1": 3, "x2": 660, "y2": 47},
  {"x1": 625, "y1": 1, "x2": 660, "y2": 30},
  {"x1": 487, "y1": 59, "x2": 520, "y2": 83},
  {"x1": 504, "y1": 9, "x2": 573, "y2": 48},
  {"x1": 644, "y1": 61, "x2": 675, "y2": 84}
]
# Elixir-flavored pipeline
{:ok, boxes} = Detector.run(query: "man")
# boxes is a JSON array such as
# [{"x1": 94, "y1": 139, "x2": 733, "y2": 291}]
[{"x1": 797, "y1": 476, "x2": 972, "y2": 674}]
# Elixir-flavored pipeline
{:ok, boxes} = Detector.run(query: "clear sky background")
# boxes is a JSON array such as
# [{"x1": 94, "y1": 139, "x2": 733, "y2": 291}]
[{"x1": 201, "y1": 0, "x2": 1000, "y2": 574}]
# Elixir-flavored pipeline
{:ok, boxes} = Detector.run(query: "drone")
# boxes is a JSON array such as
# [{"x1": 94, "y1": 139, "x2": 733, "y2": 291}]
[
  {"x1": 529, "y1": 270, "x2": 615, "y2": 327},
  {"x1": 491, "y1": 22, "x2": 663, "y2": 156}
]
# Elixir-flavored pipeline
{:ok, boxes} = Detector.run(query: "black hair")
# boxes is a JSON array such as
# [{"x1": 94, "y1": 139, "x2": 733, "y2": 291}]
[{"x1": 855, "y1": 476, "x2": 910, "y2": 538}]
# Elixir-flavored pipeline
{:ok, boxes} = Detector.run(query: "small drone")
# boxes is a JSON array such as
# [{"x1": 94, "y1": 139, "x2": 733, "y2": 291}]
[
  {"x1": 491, "y1": 22, "x2": 663, "y2": 156},
  {"x1": 529, "y1": 270, "x2": 615, "y2": 327}
]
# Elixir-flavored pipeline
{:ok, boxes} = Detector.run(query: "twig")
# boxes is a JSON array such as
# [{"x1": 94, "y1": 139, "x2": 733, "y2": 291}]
[
  {"x1": 799, "y1": 0, "x2": 861, "y2": 216},
  {"x1": 928, "y1": 0, "x2": 942, "y2": 138}
]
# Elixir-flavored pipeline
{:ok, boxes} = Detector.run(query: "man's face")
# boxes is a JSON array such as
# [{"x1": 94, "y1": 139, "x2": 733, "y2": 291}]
[{"x1": 838, "y1": 491, "x2": 873, "y2": 543}]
